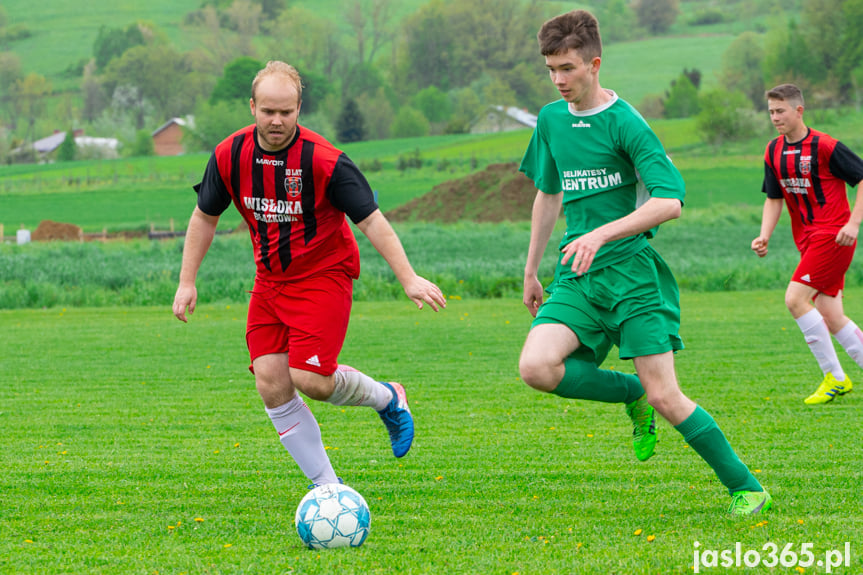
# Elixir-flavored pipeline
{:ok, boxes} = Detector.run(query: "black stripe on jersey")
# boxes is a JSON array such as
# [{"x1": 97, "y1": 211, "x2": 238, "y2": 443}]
[
  {"x1": 778, "y1": 139, "x2": 802, "y2": 222},
  {"x1": 794, "y1": 140, "x2": 814, "y2": 224},
  {"x1": 230, "y1": 133, "x2": 245, "y2": 204},
  {"x1": 764, "y1": 139, "x2": 782, "y2": 198},
  {"x1": 809, "y1": 135, "x2": 826, "y2": 208},
  {"x1": 301, "y1": 140, "x2": 317, "y2": 245},
  {"x1": 274, "y1": 151, "x2": 292, "y2": 270},
  {"x1": 767, "y1": 139, "x2": 778, "y2": 167},
  {"x1": 778, "y1": 138, "x2": 789, "y2": 182},
  {"x1": 251, "y1": 148, "x2": 272, "y2": 272}
]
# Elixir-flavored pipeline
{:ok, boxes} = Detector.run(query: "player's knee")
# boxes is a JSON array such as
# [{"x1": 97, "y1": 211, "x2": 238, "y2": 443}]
[
  {"x1": 255, "y1": 377, "x2": 295, "y2": 408},
  {"x1": 784, "y1": 291, "x2": 811, "y2": 317},
  {"x1": 644, "y1": 387, "x2": 684, "y2": 419},
  {"x1": 291, "y1": 369, "x2": 335, "y2": 401},
  {"x1": 645, "y1": 392, "x2": 669, "y2": 417},
  {"x1": 519, "y1": 357, "x2": 556, "y2": 392}
]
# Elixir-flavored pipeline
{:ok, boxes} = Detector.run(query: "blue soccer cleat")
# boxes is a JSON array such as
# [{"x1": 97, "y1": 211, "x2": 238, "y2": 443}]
[{"x1": 377, "y1": 382, "x2": 414, "y2": 458}]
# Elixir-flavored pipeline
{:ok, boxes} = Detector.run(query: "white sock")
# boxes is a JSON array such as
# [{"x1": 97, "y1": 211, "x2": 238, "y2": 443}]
[
  {"x1": 796, "y1": 309, "x2": 845, "y2": 380},
  {"x1": 327, "y1": 365, "x2": 393, "y2": 411},
  {"x1": 265, "y1": 395, "x2": 338, "y2": 486},
  {"x1": 834, "y1": 320, "x2": 863, "y2": 371}
]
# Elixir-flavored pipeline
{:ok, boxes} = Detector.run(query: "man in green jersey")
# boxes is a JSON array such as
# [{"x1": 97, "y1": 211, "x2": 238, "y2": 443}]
[{"x1": 517, "y1": 9, "x2": 771, "y2": 515}]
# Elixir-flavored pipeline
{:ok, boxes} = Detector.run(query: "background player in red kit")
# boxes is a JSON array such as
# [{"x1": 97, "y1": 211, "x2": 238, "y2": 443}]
[
  {"x1": 752, "y1": 83, "x2": 863, "y2": 404},
  {"x1": 173, "y1": 60, "x2": 446, "y2": 487}
]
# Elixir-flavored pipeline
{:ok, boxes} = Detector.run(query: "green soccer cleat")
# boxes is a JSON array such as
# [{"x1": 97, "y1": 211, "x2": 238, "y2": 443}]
[
  {"x1": 728, "y1": 490, "x2": 773, "y2": 516},
  {"x1": 625, "y1": 394, "x2": 657, "y2": 462},
  {"x1": 804, "y1": 373, "x2": 853, "y2": 405}
]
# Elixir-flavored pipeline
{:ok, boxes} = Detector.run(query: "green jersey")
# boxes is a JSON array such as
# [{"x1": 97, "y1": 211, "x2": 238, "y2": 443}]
[{"x1": 519, "y1": 92, "x2": 685, "y2": 280}]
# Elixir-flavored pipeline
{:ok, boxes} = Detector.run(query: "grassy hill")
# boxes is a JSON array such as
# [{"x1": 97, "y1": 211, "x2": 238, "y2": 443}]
[
  {"x1": 3, "y1": 0, "x2": 770, "y2": 105},
  {"x1": 4, "y1": 0, "x2": 201, "y2": 89},
  {"x1": 602, "y1": 34, "x2": 733, "y2": 106}
]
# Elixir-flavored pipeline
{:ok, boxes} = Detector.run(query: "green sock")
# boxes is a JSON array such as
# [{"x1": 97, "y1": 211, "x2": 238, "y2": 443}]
[
  {"x1": 675, "y1": 405, "x2": 762, "y2": 494},
  {"x1": 551, "y1": 358, "x2": 645, "y2": 404}
]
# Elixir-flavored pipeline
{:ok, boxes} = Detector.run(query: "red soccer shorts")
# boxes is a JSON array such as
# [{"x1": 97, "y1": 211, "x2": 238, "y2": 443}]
[
  {"x1": 245, "y1": 272, "x2": 353, "y2": 376},
  {"x1": 792, "y1": 231, "x2": 856, "y2": 297}
]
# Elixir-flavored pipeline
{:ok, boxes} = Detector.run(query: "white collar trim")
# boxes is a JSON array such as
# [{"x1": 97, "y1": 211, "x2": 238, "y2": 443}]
[{"x1": 568, "y1": 90, "x2": 618, "y2": 116}]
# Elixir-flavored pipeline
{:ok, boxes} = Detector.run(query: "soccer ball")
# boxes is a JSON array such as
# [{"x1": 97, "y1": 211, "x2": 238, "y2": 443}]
[{"x1": 295, "y1": 483, "x2": 371, "y2": 549}]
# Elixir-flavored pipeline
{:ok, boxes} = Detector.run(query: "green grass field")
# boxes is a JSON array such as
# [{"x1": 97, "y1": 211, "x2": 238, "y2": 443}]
[
  {"x1": 2, "y1": 294, "x2": 862, "y2": 574},
  {"x1": 4, "y1": 4, "x2": 861, "y2": 573}
]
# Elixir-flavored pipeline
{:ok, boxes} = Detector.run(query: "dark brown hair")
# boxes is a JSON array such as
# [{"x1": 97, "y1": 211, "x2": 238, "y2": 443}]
[{"x1": 537, "y1": 10, "x2": 602, "y2": 60}]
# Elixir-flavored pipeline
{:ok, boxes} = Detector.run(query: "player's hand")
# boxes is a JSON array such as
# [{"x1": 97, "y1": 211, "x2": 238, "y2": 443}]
[
  {"x1": 561, "y1": 231, "x2": 603, "y2": 275},
  {"x1": 403, "y1": 275, "x2": 446, "y2": 311},
  {"x1": 173, "y1": 284, "x2": 198, "y2": 322},
  {"x1": 836, "y1": 223, "x2": 859, "y2": 246},
  {"x1": 523, "y1": 276, "x2": 544, "y2": 318},
  {"x1": 751, "y1": 236, "x2": 769, "y2": 257}
]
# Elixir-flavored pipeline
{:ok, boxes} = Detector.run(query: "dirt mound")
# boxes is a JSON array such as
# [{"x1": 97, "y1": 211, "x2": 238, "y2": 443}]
[
  {"x1": 386, "y1": 162, "x2": 537, "y2": 223},
  {"x1": 31, "y1": 220, "x2": 83, "y2": 241}
]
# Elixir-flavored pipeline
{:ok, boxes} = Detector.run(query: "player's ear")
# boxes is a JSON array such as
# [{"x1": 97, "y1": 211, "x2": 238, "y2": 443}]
[{"x1": 250, "y1": 98, "x2": 256, "y2": 117}]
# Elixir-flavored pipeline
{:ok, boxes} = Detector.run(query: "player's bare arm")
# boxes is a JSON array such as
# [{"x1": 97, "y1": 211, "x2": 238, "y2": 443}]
[
  {"x1": 751, "y1": 198, "x2": 783, "y2": 257},
  {"x1": 524, "y1": 191, "x2": 562, "y2": 317},
  {"x1": 836, "y1": 179, "x2": 863, "y2": 246},
  {"x1": 561, "y1": 196, "x2": 681, "y2": 276},
  {"x1": 173, "y1": 207, "x2": 220, "y2": 322},
  {"x1": 356, "y1": 209, "x2": 446, "y2": 311}
]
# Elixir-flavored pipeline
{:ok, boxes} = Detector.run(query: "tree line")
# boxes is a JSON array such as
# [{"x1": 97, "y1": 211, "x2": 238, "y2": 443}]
[
  {"x1": 641, "y1": 0, "x2": 863, "y2": 145},
  {"x1": 1, "y1": 0, "x2": 861, "y2": 163}
]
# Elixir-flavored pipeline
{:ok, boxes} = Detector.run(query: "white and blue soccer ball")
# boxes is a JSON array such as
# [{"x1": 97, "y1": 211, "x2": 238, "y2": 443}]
[{"x1": 295, "y1": 483, "x2": 371, "y2": 549}]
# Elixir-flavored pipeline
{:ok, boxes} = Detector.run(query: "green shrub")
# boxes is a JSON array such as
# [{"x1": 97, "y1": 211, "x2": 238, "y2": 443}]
[
  {"x1": 689, "y1": 8, "x2": 724, "y2": 26},
  {"x1": 695, "y1": 89, "x2": 765, "y2": 145}
]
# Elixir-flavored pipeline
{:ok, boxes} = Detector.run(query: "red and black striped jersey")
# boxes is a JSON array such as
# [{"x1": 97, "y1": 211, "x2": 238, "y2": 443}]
[
  {"x1": 763, "y1": 128, "x2": 863, "y2": 247},
  {"x1": 195, "y1": 124, "x2": 378, "y2": 281}
]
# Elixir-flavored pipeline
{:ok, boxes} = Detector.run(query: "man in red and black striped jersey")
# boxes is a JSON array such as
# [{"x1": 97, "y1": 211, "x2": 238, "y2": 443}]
[
  {"x1": 172, "y1": 61, "x2": 446, "y2": 488},
  {"x1": 752, "y1": 83, "x2": 863, "y2": 404}
]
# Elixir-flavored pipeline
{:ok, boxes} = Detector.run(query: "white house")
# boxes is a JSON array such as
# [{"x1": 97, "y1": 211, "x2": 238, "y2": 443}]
[
  {"x1": 18, "y1": 130, "x2": 119, "y2": 161},
  {"x1": 470, "y1": 105, "x2": 537, "y2": 134}
]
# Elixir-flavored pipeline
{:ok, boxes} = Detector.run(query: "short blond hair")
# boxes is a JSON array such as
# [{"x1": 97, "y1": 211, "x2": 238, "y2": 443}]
[{"x1": 251, "y1": 60, "x2": 303, "y2": 102}]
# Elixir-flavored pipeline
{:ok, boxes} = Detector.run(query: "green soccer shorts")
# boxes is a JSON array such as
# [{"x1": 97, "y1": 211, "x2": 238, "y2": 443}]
[{"x1": 533, "y1": 244, "x2": 684, "y2": 365}]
